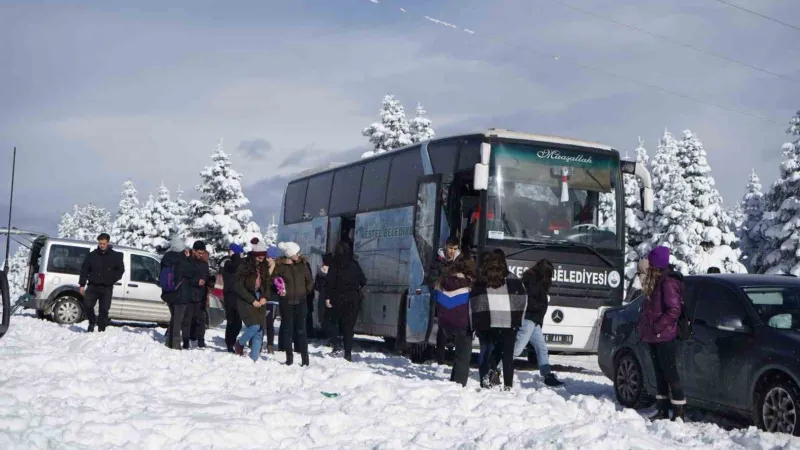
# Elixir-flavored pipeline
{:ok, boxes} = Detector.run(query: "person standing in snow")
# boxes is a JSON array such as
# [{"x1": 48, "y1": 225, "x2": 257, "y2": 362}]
[
  {"x1": 263, "y1": 244, "x2": 281, "y2": 354},
  {"x1": 433, "y1": 258, "x2": 476, "y2": 386},
  {"x1": 429, "y1": 236, "x2": 461, "y2": 365},
  {"x1": 233, "y1": 238, "x2": 270, "y2": 361},
  {"x1": 470, "y1": 249, "x2": 527, "y2": 390},
  {"x1": 325, "y1": 243, "x2": 366, "y2": 362},
  {"x1": 315, "y1": 253, "x2": 339, "y2": 352},
  {"x1": 637, "y1": 246, "x2": 686, "y2": 421},
  {"x1": 221, "y1": 243, "x2": 245, "y2": 353},
  {"x1": 274, "y1": 242, "x2": 314, "y2": 366},
  {"x1": 514, "y1": 259, "x2": 563, "y2": 387},
  {"x1": 78, "y1": 233, "x2": 125, "y2": 333},
  {"x1": 161, "y1": 236, "x2": 193, "y2": 349},
  {"x1": 182, "y1": 240, "x2": 210, "y2": 349},
  {"x1": 624, "y1": 259, "x2": 649, "y2": 304}
]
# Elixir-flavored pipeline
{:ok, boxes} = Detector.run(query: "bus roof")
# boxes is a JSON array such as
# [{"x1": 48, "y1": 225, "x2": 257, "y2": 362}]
[{"x1": 294, "y1": 128, "x2": 615, "y2": 179}]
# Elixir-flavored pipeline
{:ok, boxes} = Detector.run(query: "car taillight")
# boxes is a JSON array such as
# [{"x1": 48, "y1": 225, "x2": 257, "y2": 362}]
[{"x1": 35, "y1": 273, "x2": 45, "y2": 292}]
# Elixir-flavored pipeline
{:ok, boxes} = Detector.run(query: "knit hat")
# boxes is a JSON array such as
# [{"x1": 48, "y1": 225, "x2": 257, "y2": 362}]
[
  {"x1": 278, "y1": 241, "x2": 301, "y2": 258},
  {"x1": 169, "y1": 235, "x2": 186, "y2": 252},
  {"x1": 192, "y1": 240, "x2": 207, "y2": 251},
  {"x1": 249, "y1": 237, "x2": 267, "y2": 257},
  {"x1": 266, "y1": 245, "x2": 280, "y2": 260},
  {"x1": 229, "y1": 243, "x2": 244, "y2": 255},
  {"x1": 648, "y1": 246, "x2": 670, "y2": 270}
]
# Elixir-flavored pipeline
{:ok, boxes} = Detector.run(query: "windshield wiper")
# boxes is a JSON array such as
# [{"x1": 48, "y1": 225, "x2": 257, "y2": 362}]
[{"x1": 505, "y1": 240, "x2": 615, "y2": 268}]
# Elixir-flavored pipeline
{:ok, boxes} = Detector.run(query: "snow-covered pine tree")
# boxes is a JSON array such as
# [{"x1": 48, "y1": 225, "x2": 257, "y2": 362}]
[
  {"x1": 647, "y1": 130, "x2": 702, "y2": 274},
  {"x1": 187, "y1": 139, "x2": 255, "y2": 260},
  {"x1": 3, "y1": 246, "x2": 30, "y2": 301},
  {"x1": 242, "y1": 221, "x2": 263, "y2": 252},
  {"x1": 264, "y1": 215, "x2": 278, "y2": 247},
  {"x1": 678, "y1": 130, "x2": 744, "y2": 266},
  {"x1": 598, "y1": 193, "x2": 616, "y2": 230},
  {"x1": 139, "y1": 185, "x2": 180, "y2": 254},
  {"x1": 738, "y1": 170, "x2": 765, "y2": 271},
  {"x1": 362, "y1": 94, "x2": 413, "y2": 158},
  {"x1": 409, "y1": 103, "x2": 435, "y2": 143},
  {"x1": 761, "y1": 110, "x2": 800, "y2": 275},
  {"x1": 58, "y1": 204, "x2": 113, "y2": 242},
  {"x1": 623, "y1": 138, "x2": 649, "y2": 290},
  {"x1": 171, "y1": 186, "x2": 190, "y2": 239},
  {"x1": 111, "y1": 180, "x2": 147, "y2": 248}
]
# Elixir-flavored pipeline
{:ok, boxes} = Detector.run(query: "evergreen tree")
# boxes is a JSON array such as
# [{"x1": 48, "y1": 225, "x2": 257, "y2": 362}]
[
  {"x1": 738, "y1": 170, "x2": 765, "y2": 271},
  {"x1": 187, "y1": 139, "x2": 255, "y2": 260},
  {"x1": 111, "y1": 180, "x2": 147, "y2": 248},
  {"x1": 409, "y1": 102, "x2": 435, "y2": 143},
  {"x1": 623, "y1": 138, "x2": 649, "y2": 289},
  {"x1": 676, "y1": 130, "x2": 738, "y2": 251},
  {"x1": 172, "y1": 186, "x2": 190, "y2": 239},
  {"x1": 647, "y1": 130, "x2": 702, "y2": 274},
  {"x1": 140, "y1": 185, "x2": 180, "y2": 254},
  {"x1": 264, "y1": 215, "x2": 278, "y2": 247},
  {"x1": 362, "y1": 94, "x2": 412, "y2": 157},
  {"x1": 58, "y1": 204, "x2": 113, "y2": 242},
  {"x1": 598, "y1": 192, "x2": 616, "y2": 230},
  {"x1": 761, "y1": 110, "x2": 800, "y2": 274},
  {"x1": 3, "y1": 246, "x2": 30, "y2": 301}
]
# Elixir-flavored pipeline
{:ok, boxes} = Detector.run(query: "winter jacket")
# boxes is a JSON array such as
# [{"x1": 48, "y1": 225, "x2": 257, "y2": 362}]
[
  {"x1": 469, "y1": 274, "x2": 527, "y2": 331},
  {"x1": 314, "y1": 266, "x2": 330, "y2": 304},
  {"x1": 434, "y1": 274, "x2": 471, "y2": 331},
  {"x1": 160, "y1": 250, "x2": 191, "y2": 304},
  {"x1": 521, "y1": 272, "x2": 549, "y2": 327},
  {"x1": 188, "y1": 258, "x2": 210, "y2": 304},
  {"x1": 273, "y1": 257, "x2": 313, "y2": 305},
  {"x1": 79, "y1": 247, "x2": 125, "y2": 288},
  {"x1": 221, "y1": 254, "x2": 243, "y2": 294},
  {"x1": 637, "y1": 270, "x2": 684, "y2": 344},
  {"x1": 327, "y1": 255, "x2": 366, "y2": 307},
  {"x1": 234, "y1": 257, "x2": 271, "y2": 327},
  {"x1": 427, "y1": 248, "x2": 460, "y2": 286}
]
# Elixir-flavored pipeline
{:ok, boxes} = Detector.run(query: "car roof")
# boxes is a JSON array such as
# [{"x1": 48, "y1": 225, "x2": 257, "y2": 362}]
[
  {"x1": 686, "y1": 273, "x2": 800, "y2": 288},
  {"x1": 45, "y1": 237, "x2": 156, "y2": 256}
]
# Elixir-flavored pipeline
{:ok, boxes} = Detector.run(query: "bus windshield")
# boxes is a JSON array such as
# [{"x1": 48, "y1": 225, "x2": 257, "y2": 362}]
[{"x1": 485, "y1": 141, "x2": 620, "y2": 249}]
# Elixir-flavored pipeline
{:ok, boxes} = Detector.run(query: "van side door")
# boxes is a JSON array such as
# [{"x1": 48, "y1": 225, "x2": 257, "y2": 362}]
[{"x1": 122, "y1": 253, "x2": 169, "y2": 324}]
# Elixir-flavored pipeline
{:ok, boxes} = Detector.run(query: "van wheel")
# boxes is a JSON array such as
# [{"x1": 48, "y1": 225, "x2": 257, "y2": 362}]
[
  {"x1": 755, "y1": 375, "x2": 800, "y2": 435},
  {"x1": 614, "y1": 351, "x2": 654, "y2": 409},
  {"x1": 53, "y1": 296, "x2": 83, "y2": 325}
]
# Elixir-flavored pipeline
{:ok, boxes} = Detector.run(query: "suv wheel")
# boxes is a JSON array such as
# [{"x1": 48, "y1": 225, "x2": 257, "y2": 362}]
[
  {"x1": 53, "y1": 296, "x2": 83, "y2": 325},
  {"x1": 614, "y1": 352, "x2": 654, "y2": 409},
  {"x1": 756, "y1": 377, "x2": 800, "y2": 435}
]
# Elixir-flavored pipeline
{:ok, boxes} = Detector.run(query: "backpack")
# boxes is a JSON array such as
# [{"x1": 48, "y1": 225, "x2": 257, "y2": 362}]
[{"x1": 159, "y1": 265, "x2": 183, "y2": 294}]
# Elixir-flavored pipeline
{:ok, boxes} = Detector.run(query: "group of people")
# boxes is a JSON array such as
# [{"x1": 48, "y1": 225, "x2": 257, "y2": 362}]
[
  {"x1": 431, "y1": 237, "x2": 564, "y2": 390},
  {"x1": 212, "y1": 237, "x2": 367, "y2": 366}
]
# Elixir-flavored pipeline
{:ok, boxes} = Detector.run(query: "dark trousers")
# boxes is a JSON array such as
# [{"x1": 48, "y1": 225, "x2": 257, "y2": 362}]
[
  {"x1": 280, "y1": 300, "x2": 308, "y2": 356},
  {"x1": 436, "y1": 326, "x2": 447, "y2": 363},
  {"x1": 224, "y1": 295, "x2": 242, "y2": 350},
  {"x1": 165, "y1": 303, "x2": 189, "y2": 349},
  {"x1": 479, "y1": 328, "x2": 516, "y2": 388},
  {"x1": 446, "y1": 328, "x2": 474, "y2": 386},
  {"x1": 183, "y1": 302, "x2": 206, "y2": 344},
  {"x1": 84, "y1": 285, "x2": 113, "y2": 331},
  {"x1": 265, "y1": 303, "x2": 277, "y2": 346},
  {"x1": 648, "y1": 341, "x2": 685, "y2": 402},
  {"x1": 306, "y1": 296, "x2": 315, "y2": 338}
]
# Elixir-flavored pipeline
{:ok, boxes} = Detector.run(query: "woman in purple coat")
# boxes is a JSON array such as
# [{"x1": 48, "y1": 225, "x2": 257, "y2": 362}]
[{"x1": 636, "y1": 246, "x2": 686, "y2": 421}]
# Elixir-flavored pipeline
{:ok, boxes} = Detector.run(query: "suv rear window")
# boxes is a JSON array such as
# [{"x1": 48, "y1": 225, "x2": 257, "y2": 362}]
[{"x1": 47, "y1": 244, "x2": 90, "y2": 275}]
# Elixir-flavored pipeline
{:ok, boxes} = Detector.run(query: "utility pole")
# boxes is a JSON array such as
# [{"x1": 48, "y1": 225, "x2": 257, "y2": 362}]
[{"x1": 4, "y1": 147, "x2": 16, "y2": 273}]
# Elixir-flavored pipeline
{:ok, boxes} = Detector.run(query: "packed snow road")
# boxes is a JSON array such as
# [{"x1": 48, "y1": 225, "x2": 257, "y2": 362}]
[{"x1": 1, "y1": 316, "x2": 798, "y2": 449}]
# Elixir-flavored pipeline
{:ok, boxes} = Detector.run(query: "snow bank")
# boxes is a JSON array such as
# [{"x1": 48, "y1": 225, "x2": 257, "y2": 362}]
[{"x1": 0, "y1": 316, "x2": 797, "y2": 449}]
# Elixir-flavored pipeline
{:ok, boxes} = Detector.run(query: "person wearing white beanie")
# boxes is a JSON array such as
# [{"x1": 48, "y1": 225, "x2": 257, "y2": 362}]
[
  {"x1": 278, "y1": 241, "x2": 301, "y2": 259},
  {"x1": 273, "y1": 241, "x2": 313, "y2": 366}
]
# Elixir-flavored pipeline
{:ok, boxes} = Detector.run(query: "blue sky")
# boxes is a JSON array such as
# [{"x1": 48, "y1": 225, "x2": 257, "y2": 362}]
[{"x1": 0, "y1": 0, "x2": 798, "y2": 253}]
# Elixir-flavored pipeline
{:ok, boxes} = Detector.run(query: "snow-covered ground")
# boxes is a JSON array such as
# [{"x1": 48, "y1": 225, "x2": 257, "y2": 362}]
[{"x1": 1, "y1": 315, "x2": 799, "y2": 449}]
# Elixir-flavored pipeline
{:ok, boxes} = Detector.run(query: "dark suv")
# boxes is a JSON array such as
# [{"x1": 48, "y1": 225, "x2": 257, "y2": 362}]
[{"x1": 598, "y1": 274, "x2": 800, "y2": 435}]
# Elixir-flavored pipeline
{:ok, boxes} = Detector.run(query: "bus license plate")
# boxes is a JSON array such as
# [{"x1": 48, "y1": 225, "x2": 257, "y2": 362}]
[{"x1": 545, "y1": 334, "x2": 573, "y2": 345}]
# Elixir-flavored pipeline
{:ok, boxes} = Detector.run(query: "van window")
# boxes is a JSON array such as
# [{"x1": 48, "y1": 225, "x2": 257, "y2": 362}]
[
  {"x1": 47, "y1": 244, "x2": 90, "y2": 275},
  {"x1": 386, "y1": 148, "x2": 424, "y2": 207},
  {"x1": 131, "y1": 255, "x2": 160, "y2": 284}
]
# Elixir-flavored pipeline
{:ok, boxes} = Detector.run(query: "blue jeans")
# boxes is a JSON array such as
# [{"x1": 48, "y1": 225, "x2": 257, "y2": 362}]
[
  {"x1": 238, "y1": 324, "x2": 264, "y2": 362},
  {"x1": 514, "y1": 319, "x2": 551, "y2": 376}
]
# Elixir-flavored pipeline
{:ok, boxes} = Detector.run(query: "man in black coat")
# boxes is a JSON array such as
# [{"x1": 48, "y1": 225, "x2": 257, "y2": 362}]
[
  {"x1": 182, "y1": 240, "x2": 210, "y2": 349},
  {"x1": 221, "y1": 243, "x2": 245, "y2": 352},
  {"x1": 79, "y1": 233, "x2": 125, "y2": 332}
]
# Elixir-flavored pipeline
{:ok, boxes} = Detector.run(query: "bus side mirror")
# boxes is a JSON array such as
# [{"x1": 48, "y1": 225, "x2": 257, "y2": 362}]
[
  {"x1": 474, "y1": 164, "x2": 489, "y2": 191},
  {"x1": 641, "y1": 187, "x2": 654, "y2": 213}
]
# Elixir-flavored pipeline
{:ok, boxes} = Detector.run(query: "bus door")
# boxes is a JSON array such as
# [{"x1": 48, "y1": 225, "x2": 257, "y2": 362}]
[{"x1": 407, "y1": 175, "x2": 443, "y2": 345}]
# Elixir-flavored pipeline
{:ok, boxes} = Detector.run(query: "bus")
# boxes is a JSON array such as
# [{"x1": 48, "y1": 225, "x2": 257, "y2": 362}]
[{"x1": 278, "y1": 129, "x2": 653, "y2": 362}]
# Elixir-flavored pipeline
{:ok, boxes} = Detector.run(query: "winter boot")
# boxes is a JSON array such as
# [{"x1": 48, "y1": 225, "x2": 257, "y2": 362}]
[
  {"x1": 544, "y1": 374, "x2": 564, "y2": 387},
  {"x1": 670, "y1": 403, "x2": 685, "y2": 422},
  {"x1": 197, "y1": 340, "x2": 206, "y2": 349},
  {"x1": 344, "y1": 350, "x2": 352, "y2": 362},
  {"x1": 285, "y1": 351, "x2": 294, "y2": 366},
  {"x1": 301, "y1": 352, "x2": 310, "y2": 367},
  {"x1": 183, "y1": 339, "x2": 191, "y2": 350},
  {"x1": 87, "y1": 324, "x2": 95, "y2": 333},
  {"x1": 267, "y1": 344, "x2": 274, "y2": 355},
  {"x1": 648, "y1": 398, "x2": 671, "y2": 421},
  {"x1": 234, "y1": 341, "x2": 244, "y2": 356}
]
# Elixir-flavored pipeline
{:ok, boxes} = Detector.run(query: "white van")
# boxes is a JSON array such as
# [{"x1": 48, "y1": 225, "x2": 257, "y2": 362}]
[{"x1": 21, "y1": 236, "x2": 225, "y2": 327}]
